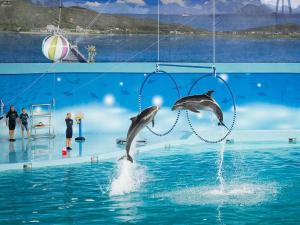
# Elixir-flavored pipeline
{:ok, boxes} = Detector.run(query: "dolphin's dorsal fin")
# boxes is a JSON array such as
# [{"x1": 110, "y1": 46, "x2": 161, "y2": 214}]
[
  {"x1": 206, "y1": 90, "x2": 214, "y2": 97},
  {"x1": 130, "y1": 116, "x2": 137, "y2": 122}
]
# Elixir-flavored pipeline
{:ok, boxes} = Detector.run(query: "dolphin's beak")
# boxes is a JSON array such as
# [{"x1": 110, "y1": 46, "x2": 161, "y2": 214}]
[
  {"x1": 171, "y1": 104, "x2": 177, "y2": 111},
  {"x1": 152, "y1": 105, "x2": 160, "y2": 116},
  {"x1": 154, "y1": 105, "x2": 160, "y2": 112}
]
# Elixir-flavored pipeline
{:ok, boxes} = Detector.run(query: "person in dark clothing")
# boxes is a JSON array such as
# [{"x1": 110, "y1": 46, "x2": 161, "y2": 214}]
[
  {"x1": 19, "y1": 108, "x2": 30, "y2": 138},
  {"x1": 6, "y1": 105, "x2": 18, "y2": 142},
  {"x1": 65, "y1": 113, "x2": 73, "y2": 150}
]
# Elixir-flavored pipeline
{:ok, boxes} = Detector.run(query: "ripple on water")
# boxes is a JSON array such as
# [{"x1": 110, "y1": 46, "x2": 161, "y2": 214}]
[{"x1": 156, "y1": 183, "x2": 278, "y2": 206}]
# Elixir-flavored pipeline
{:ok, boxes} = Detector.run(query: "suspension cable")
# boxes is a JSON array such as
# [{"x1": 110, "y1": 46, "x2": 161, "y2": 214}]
[
  {"x1": 157, "y1": 0, "x2": 160, "y2": 69},
  {"x1": 58, "y1": 0, "x2": 62, "y2": 30},
  {"x1": 213, "y1": 0, "x2": 216, "y2": 66}
]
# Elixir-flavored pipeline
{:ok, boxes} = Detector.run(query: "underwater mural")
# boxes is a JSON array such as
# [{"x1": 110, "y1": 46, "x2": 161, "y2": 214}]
[{"x1": 1, "y1": 71, "x2": 300, "y2": 134}]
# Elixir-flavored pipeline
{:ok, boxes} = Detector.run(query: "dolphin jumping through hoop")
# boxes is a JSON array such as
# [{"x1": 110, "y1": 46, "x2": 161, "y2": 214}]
[{"x1": 172, "y1": 90, "x2": 229, "y2": 130}]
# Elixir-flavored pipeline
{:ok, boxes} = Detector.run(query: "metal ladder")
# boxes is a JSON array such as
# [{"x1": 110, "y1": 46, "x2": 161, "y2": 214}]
[{"x1": 30, "y1": 103, "x2": 55, "y2": 139}]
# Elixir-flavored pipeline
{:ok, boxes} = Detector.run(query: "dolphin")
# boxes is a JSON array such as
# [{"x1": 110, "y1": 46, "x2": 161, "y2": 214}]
[
  {"x1": 120, "y1": 105, "x2": 160, "y2": 163},
  {"x1": 172, "y1": 90, "x2": 229, "y2": 130}
]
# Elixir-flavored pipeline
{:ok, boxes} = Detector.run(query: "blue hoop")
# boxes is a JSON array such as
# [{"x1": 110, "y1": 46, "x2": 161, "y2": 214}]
[
  {"x1": 186, "y1": 74, "x2": 237, "y2": 143},
  {"x1": 139, "y1": 70, "x2": 181, "y2": 136}
]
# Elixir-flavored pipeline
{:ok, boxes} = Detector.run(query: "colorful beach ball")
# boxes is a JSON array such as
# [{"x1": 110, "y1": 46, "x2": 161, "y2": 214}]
[{"x1": 42, "y1": 35, "x2": 70, "y2": 62}]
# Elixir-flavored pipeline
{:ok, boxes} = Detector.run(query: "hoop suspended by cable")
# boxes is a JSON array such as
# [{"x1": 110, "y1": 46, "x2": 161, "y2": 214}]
[
  {"x1": 138, "y1": 70, "x2": 181, "y2": 136},
  {"x1": 185, "y1": 72, "x2": 237, "y2": 143},
  {"x1": 181, "y1": 0, "x2": 236, "y2": 143}
]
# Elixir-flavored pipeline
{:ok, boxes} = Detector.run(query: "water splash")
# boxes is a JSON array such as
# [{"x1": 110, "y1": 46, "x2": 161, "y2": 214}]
[
  {"x1": 109, "y1": 160, "x2": 146, "y2": 196},
  {"x1": 109, "y1": 137, "x2": 146, "y2": 196},
  {"x1": 156, "y1": 183, "x2": 278, "y2": 206},
  {"x1": 216, "y1": 140, "x2": 226, "y2": 224},
  {"x1": 217, "y1": 141, "x2": 225, "y2": 192}
]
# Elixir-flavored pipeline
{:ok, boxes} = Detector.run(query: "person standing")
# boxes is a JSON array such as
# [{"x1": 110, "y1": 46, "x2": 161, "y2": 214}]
[
  {"x1": 65, "y1": 113, "x2": 73, "y2": 150},
  {"x1": 6, "y1": 105, "x2": 18, "y2": 142},
  {"x1": 19, "y1": 108, "x2": 30, "y2": 138}
]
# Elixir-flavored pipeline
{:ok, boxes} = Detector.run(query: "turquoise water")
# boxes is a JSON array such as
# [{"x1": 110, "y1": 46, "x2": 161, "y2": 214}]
[{"x1": 0, "y1": 143, "x2": 299, "y2": 224}]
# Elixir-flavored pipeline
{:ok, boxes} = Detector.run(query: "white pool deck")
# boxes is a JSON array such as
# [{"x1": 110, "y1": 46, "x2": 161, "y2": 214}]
[{"x1": 0, "y1": 130, "x2": 299, "y2": 172}]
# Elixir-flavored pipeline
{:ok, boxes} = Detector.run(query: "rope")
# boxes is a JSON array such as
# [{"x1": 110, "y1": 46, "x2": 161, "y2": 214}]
[
  {"x1": 138, "y1": 71, "x2": 181, "y2": 136},
  {"x1": 212, "y1": 0, "x2": 216, "y2": 66},
  {"x1": 4, "y1": 56, "x2": 60, "y2": 106},
  {"x1": 157, "y1": 0, "x2": 160, "y2": 65},
  {"x1": 186, "y1": 73, "x2": 237, "y2": 143},
  {"x1": 73, "y1": 9, "x2": 208, "y2": 92},
  {"x1": 6, "y1": 73, "x2": 47, "y2": 105},
  {"x1": 58, "y1": 0, "x2": 62, "y2": 30}
]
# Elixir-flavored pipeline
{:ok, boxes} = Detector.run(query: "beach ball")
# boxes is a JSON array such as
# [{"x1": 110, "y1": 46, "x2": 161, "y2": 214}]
[{"x1": 42, "y1": 35, "x2": 70, "y2": 62}]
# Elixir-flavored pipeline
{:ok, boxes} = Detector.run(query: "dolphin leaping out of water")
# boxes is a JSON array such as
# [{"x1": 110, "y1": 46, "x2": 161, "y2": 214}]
[
  {"x1": 172, "y1": 90, "x2": 229, "y2": 130},
  {"x1": 120, "y1": 105, "x2": 160, "y2": 163}
]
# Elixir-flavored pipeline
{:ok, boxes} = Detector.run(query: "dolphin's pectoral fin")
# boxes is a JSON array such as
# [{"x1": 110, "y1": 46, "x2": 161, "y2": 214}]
[
  {"x1": 152, "y1": 119, "x2": 155, "y2": 127},
  {"x1": 189, "y1": 106, "x2": 200, "y2": 113}
]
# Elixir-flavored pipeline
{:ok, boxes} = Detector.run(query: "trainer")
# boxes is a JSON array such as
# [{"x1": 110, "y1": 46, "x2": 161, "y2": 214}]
[{"x1": 6, "y1": 105, "x2": 18, "y2": 142}]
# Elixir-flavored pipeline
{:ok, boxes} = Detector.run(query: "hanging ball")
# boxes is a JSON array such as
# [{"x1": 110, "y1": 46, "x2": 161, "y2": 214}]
[{"x1": 42, "y1": 35, "x2": 70, "y2": 62}]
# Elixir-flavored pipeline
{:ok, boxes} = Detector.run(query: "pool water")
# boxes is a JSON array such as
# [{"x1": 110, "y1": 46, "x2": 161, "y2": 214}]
[{"x1": 0, "y1": 143, "x2": 299, "y2": 225}]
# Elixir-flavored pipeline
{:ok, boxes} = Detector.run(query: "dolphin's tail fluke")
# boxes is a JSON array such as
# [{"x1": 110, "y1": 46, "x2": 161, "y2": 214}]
[
  {"x1": 127, "y1": 154, "x2": 133, "y2": 163},
  {"x1": 118, "y1": 154, "x2": 133, "y2": 163},
  {"x1": 218, "y1": 121, "x2": 230, "y2": 131}
]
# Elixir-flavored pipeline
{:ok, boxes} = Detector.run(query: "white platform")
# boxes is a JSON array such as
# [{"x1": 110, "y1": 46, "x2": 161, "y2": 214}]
[{"x1": 0, "y1": 130, "x2": 299, "y2": 172}]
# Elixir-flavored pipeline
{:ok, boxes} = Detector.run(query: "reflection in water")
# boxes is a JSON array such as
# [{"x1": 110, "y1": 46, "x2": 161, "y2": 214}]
[
  {"x1": 78, "y1": 142, "x2": 83, "y2": 157},
  {"x1": 21, "y1": 139, "x2": 30, "y2": 161},
  {"x1": 31, "y1": 138, "x2": 54, "y2": 161},
  {"x1": 111, "y1": 195, "x2": 144, "y2": 223},
  {"x1": 9, "y1": 142, "x2": 17, "y2": 163}
]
